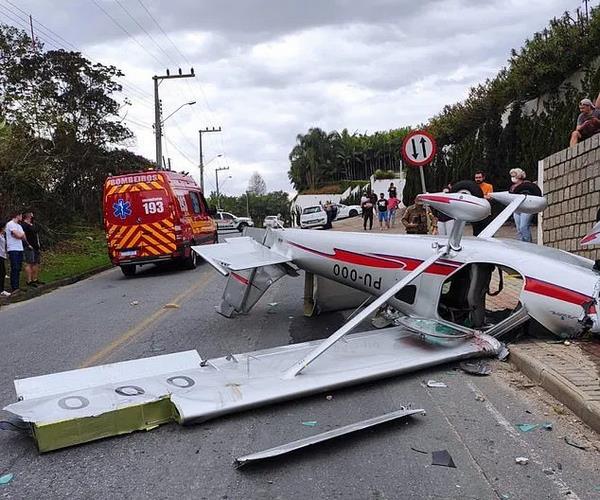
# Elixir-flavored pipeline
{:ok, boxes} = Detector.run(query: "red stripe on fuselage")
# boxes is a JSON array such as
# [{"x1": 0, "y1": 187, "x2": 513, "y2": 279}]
[
  {"x1": 288, "y1": 242, "x2": 459, "y2": 275},
  {"x1": 524, "y1": 277, "x2": 592, "y2": 306},
  {"x1": 231, "y1": 272, "x2": 249, "y2": 285}
]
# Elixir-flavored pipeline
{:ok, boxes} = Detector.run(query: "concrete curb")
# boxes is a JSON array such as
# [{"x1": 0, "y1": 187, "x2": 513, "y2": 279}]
[
  {"x1": 0, "y1": 263, "x2": 114, "y2": 307},
  {"x1": 510, "y1": 344, "x2": 600, "y2": 434}
]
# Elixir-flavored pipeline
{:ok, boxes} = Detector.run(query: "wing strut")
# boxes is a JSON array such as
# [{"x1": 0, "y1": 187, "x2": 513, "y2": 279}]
[{"x1": 283, "y1": 248, "x2": 447, "y2": 379}]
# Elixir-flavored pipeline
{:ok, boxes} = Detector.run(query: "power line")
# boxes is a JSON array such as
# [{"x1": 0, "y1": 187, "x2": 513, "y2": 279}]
[
  {"x1": 114, "y1": 0, "x2": 175, "y2": 66},
  {"x1": 89, "y1": 0, "x2": 165, "y2": 68},
  {"x1": 0, "y1": 0, "x2": 155, "y2": 108}
]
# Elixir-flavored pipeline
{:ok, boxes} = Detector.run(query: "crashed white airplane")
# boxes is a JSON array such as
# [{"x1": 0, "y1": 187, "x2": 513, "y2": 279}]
[{"x1": 5, "y1": 185, "x2": 600, "y2": 452}]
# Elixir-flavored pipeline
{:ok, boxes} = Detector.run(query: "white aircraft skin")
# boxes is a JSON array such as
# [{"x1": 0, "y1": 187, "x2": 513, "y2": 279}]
[
  {"x1": 266, "y1": 228, "x2": 600, "y2": 338},
  {"x1": 6, "y1": 190, "x2": 600, "y2": 454}
]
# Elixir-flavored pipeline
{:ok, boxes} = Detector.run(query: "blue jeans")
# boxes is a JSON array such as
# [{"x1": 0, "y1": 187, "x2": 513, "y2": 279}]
[
  {"x1": 513, "y1": 213, "x2": 533, "y2": 242},
  {"x1": 8, "y1": 251, "x2": 23, "y2": 291}
]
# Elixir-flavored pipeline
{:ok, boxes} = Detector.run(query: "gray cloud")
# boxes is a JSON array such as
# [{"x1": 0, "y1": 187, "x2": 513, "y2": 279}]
[{"x1": 2, "y1": 0, "x2": 584, "y2": 196}]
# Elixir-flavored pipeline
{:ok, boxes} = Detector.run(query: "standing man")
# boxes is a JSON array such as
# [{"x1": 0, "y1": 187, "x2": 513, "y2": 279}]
[
  {"x1": 472, "y1": 171, "x2": 493, "y2": 236},
  {"x1": 401, "y1": 199, "x2": 428, "y2": 235},
  {"x1": 570, "y1": 96, "x2": 600, "y2": 147},
  {"x1": 5, "y1": 211, "x2": 27, "y2": 294},
  {"x1": 388, "y1": 182, "x2": 397, "y2": 199},
  {"x1": 376, "y1": 193, "x2": 389, "y2": 230},
  {"x1": 361, "y1": 191, "x2": 374, "y2": 231},
  {"x1": 0, "y1": 220, "x2": 10, "y2": 297},
  {"x1": 21, "y1": 210, "x2": 42, "y2": 287}
]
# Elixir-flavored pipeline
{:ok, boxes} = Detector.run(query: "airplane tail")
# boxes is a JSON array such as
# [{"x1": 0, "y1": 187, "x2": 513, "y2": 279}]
[{"x1": 192, "y1": 229, "x2": 297, "y2": 317}]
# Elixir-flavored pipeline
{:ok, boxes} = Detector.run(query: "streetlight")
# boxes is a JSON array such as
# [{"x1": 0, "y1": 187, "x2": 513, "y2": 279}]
[
  {"x1": 215, "y1": 166, "x2": 230, "y2": 209},
  {"x1": 161, "y1": 100, "x2": 196, "y2": 124}
]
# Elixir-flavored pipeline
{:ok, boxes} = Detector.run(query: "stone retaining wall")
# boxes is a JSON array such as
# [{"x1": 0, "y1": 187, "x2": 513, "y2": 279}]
[{"x1": 540, "y1": 134, "x2": 600, "y2": 259}]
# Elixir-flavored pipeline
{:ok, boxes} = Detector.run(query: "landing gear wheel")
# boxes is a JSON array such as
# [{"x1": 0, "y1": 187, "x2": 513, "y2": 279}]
[
  {"x1": 182, "y1": 246, "x2": 198, "y2": 270},
  {"x1": 121, "y1": 265, "x2": 136, "y2": 277},
  {"x1": 450, "y1": 180, "x2": 484, "y2": 198},
  {"x1": 512, "y1": 181, "x2": 542, "y2": 197}
]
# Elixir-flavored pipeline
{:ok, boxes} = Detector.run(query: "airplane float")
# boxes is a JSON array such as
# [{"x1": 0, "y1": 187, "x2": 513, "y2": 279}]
[{"x1": 4, "y1": 184, "x2": 600, "y2": 452}]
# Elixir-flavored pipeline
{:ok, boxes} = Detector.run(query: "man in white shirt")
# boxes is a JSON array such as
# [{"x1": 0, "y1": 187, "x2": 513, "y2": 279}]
[
  {"x1": 5, "y1": 212, "x2": 28, "y2": 293},
  {"x1": 0, "y1": 220, "x2": 10, "y2": 297}
]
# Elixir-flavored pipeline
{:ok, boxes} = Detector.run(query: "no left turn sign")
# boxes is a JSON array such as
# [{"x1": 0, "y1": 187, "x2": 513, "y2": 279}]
[{"x1": 401, "y1": 130, "x2": 437, "y2": 167}]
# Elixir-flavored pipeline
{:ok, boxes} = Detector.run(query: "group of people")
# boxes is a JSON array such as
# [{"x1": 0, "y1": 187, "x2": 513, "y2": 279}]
[
  {"x1": 358, "y1": 169, "x2": 539, "y2": 242},
  {"x1": 360, "y1": 182, "x2": 404, "y2": 231},
  {"x1": 0, "y1": 210, "x2": 43, "y2": 297}
]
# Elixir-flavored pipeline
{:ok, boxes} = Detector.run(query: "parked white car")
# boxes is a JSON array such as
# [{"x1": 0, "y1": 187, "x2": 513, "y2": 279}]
[
  {"x1": 264, "y1": 215, "x2": 284, "y2": 228},
  {"x1": 214, "y1": 211, "x2": 254, "y2": 232},
  {"x1": 300, "y1": 205, "x2": 328, "y2": 229},
  {"x1": 334, "y1": 203, "x2": 362, "y2": 220}
]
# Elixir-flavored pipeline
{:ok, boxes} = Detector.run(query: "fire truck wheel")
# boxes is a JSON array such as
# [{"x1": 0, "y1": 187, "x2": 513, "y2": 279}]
[
  {"x1": 182, "y1": 246, "x2": 198, "y2": 270},
  {"x1": 121, "y1": 265, "x2": 136, "y2": 277}
]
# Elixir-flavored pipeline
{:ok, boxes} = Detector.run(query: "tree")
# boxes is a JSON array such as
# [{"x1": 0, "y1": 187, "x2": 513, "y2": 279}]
[
  {"x1": 247, "y1": 171, "x2": 267, "y2": 195},
  {"x1": 0, "y1": 23, "x2": 149, "y2": 229}
]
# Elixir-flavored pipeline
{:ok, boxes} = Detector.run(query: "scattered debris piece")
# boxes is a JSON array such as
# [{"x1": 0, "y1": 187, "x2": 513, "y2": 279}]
[
  {"x1": 411, "y1": 447, "x2": 428, "y2": 455},
  {"x1": 325, "y1": 395, "x2": 333, "y2": 401},
  {"x1": 460, "y1": 360, "x2": 492, "y2": 376},
  {"x1": 129, "y1": 301, "x2": 139, "y2": 306},
  {"x1": 426, "y1": 380, "x2": 447, "y2": 388},
  {"x1": 302, "y1": 421, "x2": 318, "y2": 427},
  {"x1": 267, "y1": 480, "x2": 273, "y2": 484},
  {"x1": 515, "y1": 457, "x2": 529, "y2": 465},
  {"x1": 564, "y1": 435, "x2": 589, "y2": 450},
  {"x1": 516, "y1": 423, "x2": 538, "y2": 432},
  {"x1": 525, "y1": 410, "x2": 532, "y2": 414},
  {"x1": 0, "y1": 473, "x2": 13, "y2": 485},
  {"x1": 563, "y1": 340, "x2": 571, "y2": 346},
  {"x1": 235, "y1": 408, "x2": 424, "y2": 467},
  {"x1": 268, "y1": 302, "x2": 278, "y2": 307},
  {"x1": 542, "y1": 422, "x2": 553, "y2": 431},
  {"x1": 163, "y1": 303, "x2": 180, "y2": 309},
  {"x1": 542, "y1": 468, "x2": 554, "y2": 476},
  {"x1": 432, "y1": 450, "x2": 456, "y2": 468},
  {"x1": 497, "y1": 346, "x2": 510, "y2": 361},
  {"x1": 475, "y1": 395, "x2": 486, "y2": 402}
]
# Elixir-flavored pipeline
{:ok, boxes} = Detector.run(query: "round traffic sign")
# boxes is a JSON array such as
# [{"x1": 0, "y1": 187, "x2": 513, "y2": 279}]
[{"x1": 401, "y1": 130, "x2": 437, "y2": 167}]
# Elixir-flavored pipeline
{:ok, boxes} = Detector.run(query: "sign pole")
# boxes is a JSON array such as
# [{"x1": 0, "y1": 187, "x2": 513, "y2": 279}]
[{"x1": 418, "y1": 166, "x2": 427, "y2": 194}]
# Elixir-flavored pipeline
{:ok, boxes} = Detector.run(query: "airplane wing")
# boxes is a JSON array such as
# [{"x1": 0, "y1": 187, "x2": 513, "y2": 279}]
[
  {"x1": 192, "y1": 236, "x2": 292, "y2": 272},
  {"x1": 193, "y1": 236, "x2": 295, "y2": 317},
  {"x1": 581, "y1": 221, "x2": 600, "y2": 246}
]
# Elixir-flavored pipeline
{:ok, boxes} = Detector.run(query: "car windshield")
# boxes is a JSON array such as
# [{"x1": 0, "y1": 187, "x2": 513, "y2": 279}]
[
  {"x1": 303, "y1": 206, "x2": 322, "y2": 214},
  {"x1": 266, "y1": 216, "x2": 277, "y2": 220}
]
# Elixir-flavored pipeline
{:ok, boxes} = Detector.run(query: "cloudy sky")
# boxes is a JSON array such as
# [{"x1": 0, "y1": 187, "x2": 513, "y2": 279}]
[{"x1": 0, "y1": 0, "x2": 586, "y2": 195}]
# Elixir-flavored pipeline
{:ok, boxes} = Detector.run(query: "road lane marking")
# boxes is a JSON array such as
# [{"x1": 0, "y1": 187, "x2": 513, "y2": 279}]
[{"x1": 79, "y1": 271, "x2": 215, "y2": 368}]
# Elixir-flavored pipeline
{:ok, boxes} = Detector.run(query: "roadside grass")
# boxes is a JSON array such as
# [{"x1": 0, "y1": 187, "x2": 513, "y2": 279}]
[{"x1": 28, "y1": 227, "x2": 110, "y2": 286}]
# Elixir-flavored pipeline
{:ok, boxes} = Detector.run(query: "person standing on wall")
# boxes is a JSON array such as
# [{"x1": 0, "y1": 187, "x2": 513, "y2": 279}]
[
  {"x1": 5, "y1": 211, "x2": 28, "y2": 294},
  {"x1": 0, "y1": 220, "x2": 10, "y2": 297},
  {"x1": 472, "y1": 171, "x2": 493, "y2": 236},
  {"x1": 21, "y1": 210, "x2": 43, "y2": 287}
]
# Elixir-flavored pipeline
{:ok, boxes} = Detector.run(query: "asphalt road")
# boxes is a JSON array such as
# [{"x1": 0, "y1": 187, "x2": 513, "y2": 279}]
[{"x1": 0, "y1": 235, "x2": 599, "y2": 499}]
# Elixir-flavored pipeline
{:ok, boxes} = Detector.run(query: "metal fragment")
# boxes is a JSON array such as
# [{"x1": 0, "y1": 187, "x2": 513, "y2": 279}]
[{"x1": 236, "y1": 408, "x2": 424, "y2": 467}]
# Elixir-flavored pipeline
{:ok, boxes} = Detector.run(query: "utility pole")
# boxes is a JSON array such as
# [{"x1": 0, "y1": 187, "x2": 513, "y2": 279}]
[
  {"x1": 152, "y1": 68, "x2": 195, "y2": 169},
  {"x1": 199, "y1": 126, "x2": 222, "y2": 191},
  {"x1": 215, "y1": 166, "x2": 229, "y2": 209}
]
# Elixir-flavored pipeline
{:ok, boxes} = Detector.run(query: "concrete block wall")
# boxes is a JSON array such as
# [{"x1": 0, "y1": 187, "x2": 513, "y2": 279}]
[{"x1": 541, "y1": 133, "x2": 600, "y2": 259}]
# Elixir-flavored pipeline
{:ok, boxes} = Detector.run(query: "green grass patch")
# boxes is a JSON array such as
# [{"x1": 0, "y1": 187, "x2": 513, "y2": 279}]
[{"x1": 33, "y1": 227, "x2": 110, "y2": 285}]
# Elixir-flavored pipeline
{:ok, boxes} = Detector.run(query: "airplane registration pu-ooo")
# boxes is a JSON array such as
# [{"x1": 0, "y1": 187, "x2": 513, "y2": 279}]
[{"x1": 5, "y1": 184, "x2": 600, "y2": 452}]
